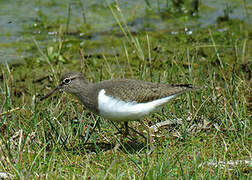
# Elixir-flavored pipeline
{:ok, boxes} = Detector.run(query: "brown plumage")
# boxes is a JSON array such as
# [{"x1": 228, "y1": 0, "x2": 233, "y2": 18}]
[
  {"x1": 94, "y1": 79, "x2": 194, "y2": 103},
  {"x1": 41, "y1": 72, "x2": 197, "y2": 117},
  {"x1": 41, "y1": 71, "x2": 200, "y2": 145}
]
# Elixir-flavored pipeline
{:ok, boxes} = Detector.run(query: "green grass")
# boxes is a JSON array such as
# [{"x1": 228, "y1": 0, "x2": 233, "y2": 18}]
[{"x1": 0, "y1": 4, "x2": 251, "y2": 180}]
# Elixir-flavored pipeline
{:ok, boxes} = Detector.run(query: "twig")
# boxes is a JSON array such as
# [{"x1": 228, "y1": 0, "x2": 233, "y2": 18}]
[{"x1": 0, "y1": 107, "x2": 21, "y2": 116}]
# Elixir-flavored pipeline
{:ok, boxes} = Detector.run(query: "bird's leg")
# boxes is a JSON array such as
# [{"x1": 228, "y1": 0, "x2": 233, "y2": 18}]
[
  {"x1": 110, "y1": 121, "x2": 124, "y2": 135},
  {"x1": 124, "y1": 122, "x2": 129, "y2": 137},
  {"x1": 110, "y1": 121, "x2": 139, "y2": 142},
  {"x1": 110, "y1": 121, "x2": 129, "y2": 137},
  {"x1": 128, "y1": 126, "x2": 147, "y2": 140}
]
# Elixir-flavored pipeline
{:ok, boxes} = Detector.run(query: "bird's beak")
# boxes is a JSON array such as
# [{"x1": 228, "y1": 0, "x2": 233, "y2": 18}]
[{"x1": 40, "y1": 85, "x2": 60, "y2": 100}]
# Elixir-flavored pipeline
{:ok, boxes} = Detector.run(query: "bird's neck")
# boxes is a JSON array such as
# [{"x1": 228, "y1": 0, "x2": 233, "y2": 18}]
[{"x1": 71, "y1": 83, "x2": 99, "y2": 113}]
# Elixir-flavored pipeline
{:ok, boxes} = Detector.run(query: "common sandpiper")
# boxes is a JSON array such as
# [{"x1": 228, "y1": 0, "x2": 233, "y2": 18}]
[{"x1": 41, "y1": 72, "x2": 197, "y2": 145}]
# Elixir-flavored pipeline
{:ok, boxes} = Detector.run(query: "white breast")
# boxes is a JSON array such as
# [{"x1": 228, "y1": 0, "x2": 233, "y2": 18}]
[{"x1": 97, "y1": 89, "x2": 177, "y2": 122}]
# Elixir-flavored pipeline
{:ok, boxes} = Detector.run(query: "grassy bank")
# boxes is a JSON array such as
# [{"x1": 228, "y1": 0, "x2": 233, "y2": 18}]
[{"x1": 0, "y1": 10, "x2": 251, "y2": 179}]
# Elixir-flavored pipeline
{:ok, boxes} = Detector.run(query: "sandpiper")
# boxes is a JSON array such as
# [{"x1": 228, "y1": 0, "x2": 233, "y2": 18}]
[{"x1": 41, "y1": 72, "x2": 197, "y2": 144}]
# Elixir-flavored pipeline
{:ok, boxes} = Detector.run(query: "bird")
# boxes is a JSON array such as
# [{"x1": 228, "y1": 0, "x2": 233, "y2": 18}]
[{"x1": 41, "y1": 72, "x2": 197, "y2": 146}]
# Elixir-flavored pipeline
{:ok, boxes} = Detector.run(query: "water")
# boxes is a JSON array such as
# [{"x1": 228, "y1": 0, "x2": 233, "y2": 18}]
[{"x1": 0, "y1": 0, "x2": 251, "y2": 63}]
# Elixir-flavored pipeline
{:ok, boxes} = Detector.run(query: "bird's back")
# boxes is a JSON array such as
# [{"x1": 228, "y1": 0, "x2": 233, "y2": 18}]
[{"x1": 94, "y1": 79, "x2": 195, "y2": 103}]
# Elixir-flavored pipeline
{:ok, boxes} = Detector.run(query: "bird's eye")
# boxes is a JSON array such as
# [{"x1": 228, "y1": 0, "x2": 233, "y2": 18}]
[{"x1": 63, "y1": 78, "x2": 71, "y2": 84}]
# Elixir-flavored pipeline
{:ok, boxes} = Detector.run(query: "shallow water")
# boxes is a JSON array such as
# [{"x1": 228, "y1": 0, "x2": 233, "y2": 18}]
[{"x1": 0, "y1": 0, "x2": 251, "y2": 63}]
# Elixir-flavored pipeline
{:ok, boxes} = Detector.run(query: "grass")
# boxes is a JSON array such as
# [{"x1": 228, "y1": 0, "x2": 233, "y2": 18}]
[{"x1": 0, "y1": 2, "x2": 251, "y2": 179}]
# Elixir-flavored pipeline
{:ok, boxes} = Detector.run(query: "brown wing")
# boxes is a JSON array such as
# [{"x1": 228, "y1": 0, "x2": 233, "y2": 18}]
[{"x1": 95, "y1": 79, "x2": 194, "y2": 103}]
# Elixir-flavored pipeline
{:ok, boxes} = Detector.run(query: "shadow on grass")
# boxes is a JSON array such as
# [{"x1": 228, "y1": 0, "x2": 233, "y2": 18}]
[{"x1": 64, "y1": 139, "x2": 146, "y2": 154}]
